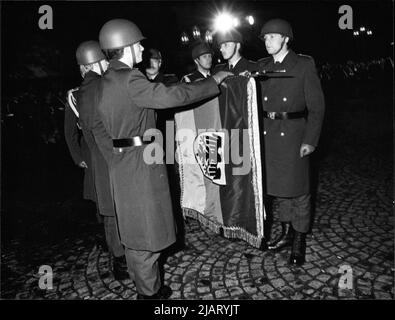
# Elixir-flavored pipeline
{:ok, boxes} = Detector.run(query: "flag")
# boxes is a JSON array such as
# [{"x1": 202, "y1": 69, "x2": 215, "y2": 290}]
[{"x1": 175, "y1": 76, "x2": 266, "y2": 248}]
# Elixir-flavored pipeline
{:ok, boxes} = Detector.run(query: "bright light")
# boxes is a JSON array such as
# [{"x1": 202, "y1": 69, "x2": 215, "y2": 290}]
[
  {"x1": 360, "y1": 26, "x2": 366, "y2": 32},
  {"x1": 367, "y1": 30, "x2": 373, "y2": 35},
  {"x1": 192, "y1": 26, "x2": 201, "y2": 39},
  {"x1": 205, "y1": 30, "x2": 213, "y2": 43},
  {"x1": 246, "y1": 15, "x2": 254, "y2": 25},
  {"x1": 181, "y1": 32, "x2": 189, "y2": 44},
  {"x1": 233, "y1": 17, "x2": 240, "y2": 27},
  {"x1": 214, "y1": 13, "x2": 235, "y2": 32},
  {"x1": 353, "y1": 31, "x2": 359, "y2": 36}
]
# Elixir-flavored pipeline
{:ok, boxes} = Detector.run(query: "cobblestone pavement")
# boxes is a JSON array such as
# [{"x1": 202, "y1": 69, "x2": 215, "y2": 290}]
[{"x1": 1, "y1": 106, "x2": 393, "y2": 300}]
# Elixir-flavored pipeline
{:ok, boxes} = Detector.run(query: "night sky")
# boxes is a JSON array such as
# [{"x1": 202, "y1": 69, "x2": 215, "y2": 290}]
[{"x1": 1, "y1": 1, "x2": 393, "y2": 86}]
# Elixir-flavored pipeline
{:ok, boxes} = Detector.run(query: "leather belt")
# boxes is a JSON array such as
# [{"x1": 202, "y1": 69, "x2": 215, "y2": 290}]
[
  {"x1": 263, "y1": 110, "x2": 306, "y2": 120},
  {"x1": 112, "y1": 136, "x2": 150, "y2": 148}
]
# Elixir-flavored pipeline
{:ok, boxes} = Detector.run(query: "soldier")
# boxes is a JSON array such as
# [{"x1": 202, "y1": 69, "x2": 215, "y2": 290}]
[
  {"x1": 145, "y1": 48, "x2": 178, "y2": 158},
  {"x1": 181, "y1": 41, "x2": 213, "y2": 82},
  {"x1": 64, "y1": 67, "x2": 96, "y2": 210},
  {"x1": 257, "y1": 19, "x2": 325, "y2": 265},
  {"x1": 75, "y1": 41, "x2": 129, "y2": 281},
  {"x1": 145, "y1": 48, "x2": 178, "y2": 85},
  {"x1": 96, "y1": 19, "x2": 232, "y2": 299},
  {"x1": 213, "y1": 29, "x2": 256, "y2": 74}
]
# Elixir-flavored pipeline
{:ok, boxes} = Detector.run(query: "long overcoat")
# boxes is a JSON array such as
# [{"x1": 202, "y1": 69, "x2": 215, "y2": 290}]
[
  {"x1": 64, "y1": 93, "x2": 95, "y2": 202},
  {"x1": 96, "y1": 60, "x2": 220, "y2": 251},
  {"x1": 257, "y1": 50, "x2": 325, "y2": 197},
  {"x1": 77, "y1": 71, "x2": 115, "y2": 216}
]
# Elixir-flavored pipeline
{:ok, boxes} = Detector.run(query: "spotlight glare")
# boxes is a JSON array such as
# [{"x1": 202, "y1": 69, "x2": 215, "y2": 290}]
[
  {"x1": 214, "y1": 13, "x2": 234, "y2": 32},
  {"x1": 205, "y1": 30, "x2": 213, "y2": 43},
  {"x1": 233, "y1": 17, "x2": 240, "y2": 27},
  {"x1": 246, "y1": 15, "x2": 254, "y2": 25}
]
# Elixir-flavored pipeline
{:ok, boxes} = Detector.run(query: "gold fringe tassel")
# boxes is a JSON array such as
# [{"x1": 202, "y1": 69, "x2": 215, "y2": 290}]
[{"x1": 183, "y1": 208, "x2": 263, "y2": 249}]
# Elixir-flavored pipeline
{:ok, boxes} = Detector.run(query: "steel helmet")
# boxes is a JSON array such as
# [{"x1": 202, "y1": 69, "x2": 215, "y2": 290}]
[
  {"x1": 99, "y1": 19, "x2": 146, "y2": 50},
  {"x1": 149, "y1": 48, "x2": 162, "y2": 60},
  {"x1": 76, "y1": 41, "x2": 106, "y2": 65},
  {"x1": 260, "y1": 19, "x2": 293, "y2": 40},
  {"x1": 191, "y1": 42, "x2": 213, "y2": 60},
  {"x1": 215, "y1": 29, "x2": 243, "y2": 46}
]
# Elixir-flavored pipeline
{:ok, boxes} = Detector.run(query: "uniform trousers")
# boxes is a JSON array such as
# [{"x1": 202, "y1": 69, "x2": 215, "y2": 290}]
[
  {"x1": 103, "y1": 216, "x2": 124, "y2": 257},
  {"x1": 277, "y1": 194, "x2": 311, "y2": 233},
  {"x1": 124, "y1": 248, "x2": 161, "y2": 296}
]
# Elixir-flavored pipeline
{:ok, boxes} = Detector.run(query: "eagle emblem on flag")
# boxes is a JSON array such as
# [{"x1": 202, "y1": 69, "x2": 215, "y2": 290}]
[{"x1": 193, "y1": 131, "x2": 226, "y2": 185}]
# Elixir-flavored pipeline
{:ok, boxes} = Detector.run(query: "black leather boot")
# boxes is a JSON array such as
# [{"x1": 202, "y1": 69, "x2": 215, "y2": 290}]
[
  {"x1": 137, "y1": 285, "x2": 172, "y2": 300},
  {"x1": 289, "y1": 231, "x2": 306, "y2": 266},
  {"x1": 113, "y1": 255, "x2": 129, "y2": 281},
  {"x1": 267, "y1": 222, "x2": 294, "y2": 251}
]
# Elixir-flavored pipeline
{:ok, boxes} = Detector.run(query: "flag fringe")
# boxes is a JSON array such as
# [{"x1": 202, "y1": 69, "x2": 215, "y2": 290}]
[{"x1": 183, "y1": 208, "x2": 264, "y2": 249}]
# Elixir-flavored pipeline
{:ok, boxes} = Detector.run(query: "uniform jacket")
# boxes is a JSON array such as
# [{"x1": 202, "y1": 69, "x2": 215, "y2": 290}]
[
  {"x1": 149, "y1": 72, "x2": 179, "y2": 130},
  {"x1": 96, "y1": 59, "x2": 220, "y2": 251},
  {"x1": 257, "y1": 50, "x2": 325, "y2": 197},
  {"x1": 77, "y1": 71, "x2": 115, "y2": 216},
  {"x1": 181, "y1": 70, "x2": 209, "y2": 83},
  {"x1": 150, "y1": 72, "x2": 179, "y2": 85},
  {"x1": 64, "y1": 93, "x2": 95, "y2": 202},
  {"x1": 213, "y1": 57, "x2": 256, "y2": 74}
]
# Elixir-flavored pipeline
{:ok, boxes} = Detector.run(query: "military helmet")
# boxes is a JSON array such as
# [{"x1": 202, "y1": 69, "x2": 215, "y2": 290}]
[
  {"x1": 260, "y1": 19, "x2": 293, "y2": 40},
  {"x1": 149, "y1": 48, "x2": 162, "y2": 60},
  {"x1": 76, "y1": 40, "x2": 106, "y2": 65},
  {"x1": 99, "y1": 19, "x2": 146, "y2": 50},
  {"x1": 215, "y1": 29, "x2": 243, "y2": 46},
  {"x1": 191, "y1": 42, "x2": 213, "y2": 60}
]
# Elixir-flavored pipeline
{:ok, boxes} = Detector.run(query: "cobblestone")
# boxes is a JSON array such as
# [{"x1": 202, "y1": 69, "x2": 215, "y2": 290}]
[{"x1": 1, "y1": 107, "x2": 393, "y2": 300}]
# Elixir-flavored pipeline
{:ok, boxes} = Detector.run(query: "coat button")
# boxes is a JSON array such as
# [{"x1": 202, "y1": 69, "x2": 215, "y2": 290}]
[
  {"x1": 264, "y1": 131, "x2": 267, "y2": 135},
  {"x1": 283, "y1": 97, "x2": 287, "y2": 102},
  {"x1": 280, "y1": 132, "x2": 285, "y2": 136},
  {"x1": 264, "y1": 96, "x2": 268, "y2": 101}
]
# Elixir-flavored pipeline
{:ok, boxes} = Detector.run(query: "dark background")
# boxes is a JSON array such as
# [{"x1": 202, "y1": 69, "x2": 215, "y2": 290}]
[{"x1": 1, "y1": 1, "x2": 393, "y2": 81}]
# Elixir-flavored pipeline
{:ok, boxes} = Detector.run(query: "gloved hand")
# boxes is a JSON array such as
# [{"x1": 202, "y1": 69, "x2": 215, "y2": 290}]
[
  {"x1": 212, "y1": 71, "x2": 234, "y2": 85},
  {"x1": 78, "y1": 161, "x2": 88, "y2": 168},
  {"x1": 300, "y1": 143, "x2": 315, "y2": 157}
]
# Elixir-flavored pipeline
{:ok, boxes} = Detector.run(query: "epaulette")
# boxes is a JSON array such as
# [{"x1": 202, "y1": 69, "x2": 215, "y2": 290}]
[
  {"x1": 298, "y1": 53, "x2": 313, "y2": 60},
  {"x1": 257, "y1": 56, "x2": 271, "y2": 63}
]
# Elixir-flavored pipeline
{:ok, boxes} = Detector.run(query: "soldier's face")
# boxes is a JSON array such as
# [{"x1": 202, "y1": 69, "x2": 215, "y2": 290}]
[
  {"x1": 264, "y1": 33, "x2": 287, "y2": 55},
  {"x1": 133, "y1": 42, "x2": 144, "y2": 64},
  {"x1": 219, "y1": 42, "x2": 237, "y2": 60},
  {"x1": 150, "y1": 58, "x2": 161, "y2": 72},
  {"x1": 196, "y1": 53, "x2": 212, "y2": 70}
]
